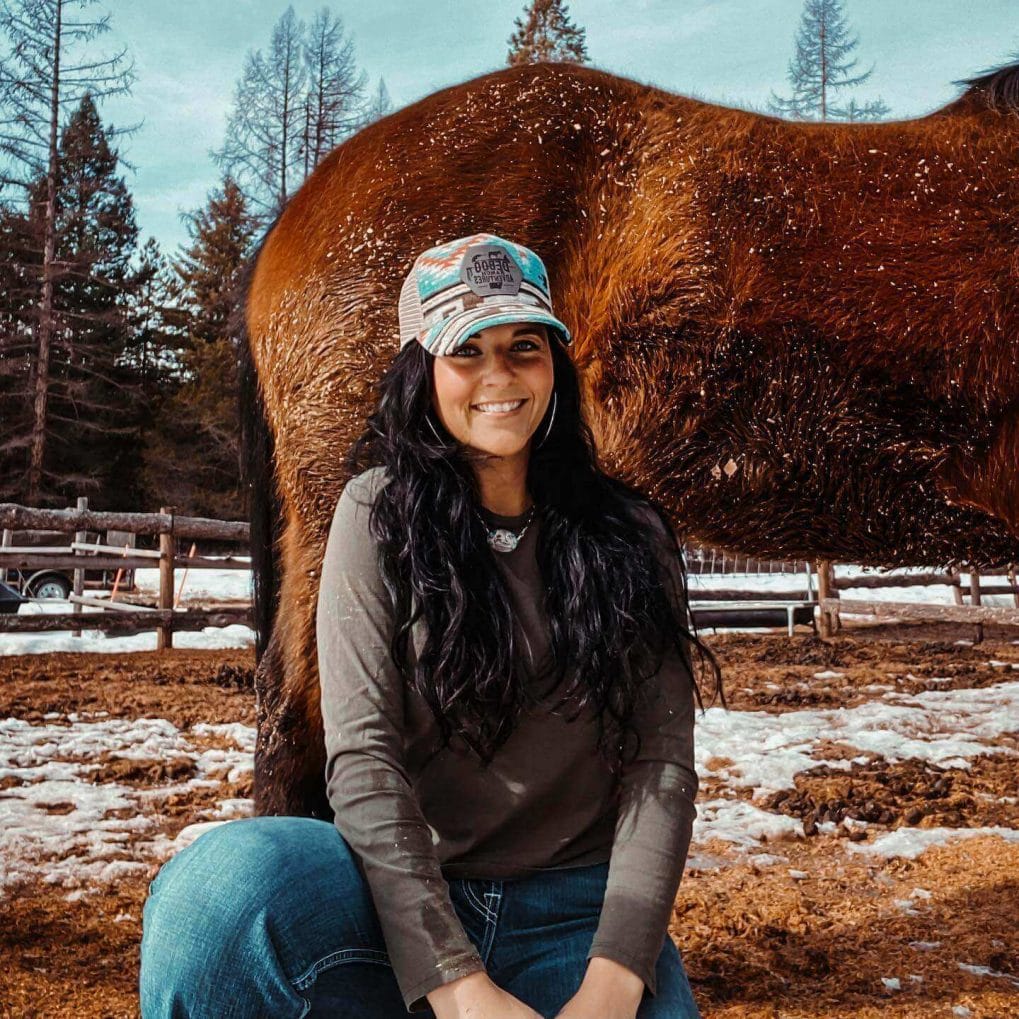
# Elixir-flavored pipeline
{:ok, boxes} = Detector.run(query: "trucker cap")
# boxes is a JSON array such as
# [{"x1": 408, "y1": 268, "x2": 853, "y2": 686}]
[{"x1": 397, "y1": 233, "x2": 572, "y2": 356}]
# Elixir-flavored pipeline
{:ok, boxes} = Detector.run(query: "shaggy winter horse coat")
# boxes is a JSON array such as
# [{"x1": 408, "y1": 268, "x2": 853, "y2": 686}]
[{"x1": 241, "y1": 61, "x2": 1019, "y2": 817}]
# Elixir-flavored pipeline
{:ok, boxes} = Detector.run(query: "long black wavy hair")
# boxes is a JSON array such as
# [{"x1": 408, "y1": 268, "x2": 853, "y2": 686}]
[{"x1": 343, "y1": 330, "x2": 724, "y2": 779}]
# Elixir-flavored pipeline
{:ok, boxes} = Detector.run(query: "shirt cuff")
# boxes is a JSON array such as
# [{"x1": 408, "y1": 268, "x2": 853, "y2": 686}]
[
  {"x1": 403, "y1": 952, "x2": 488, "y2": 1013},
  {"x1": 586, "y1": 938, "x2": 663, "y2": 999}
]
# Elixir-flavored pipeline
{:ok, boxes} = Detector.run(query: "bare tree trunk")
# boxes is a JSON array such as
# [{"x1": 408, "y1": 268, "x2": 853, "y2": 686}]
[
  {"x1": 313, "y1": 51, "x2": 325, "y2": 166},
  {"x1": 27, "y1": 0, "x2": 62, "y2": 504},
  {"x1": 302, "y1": 98, "x2": 310, "y2": 180},
  {"x1": 820, "y1": 19, "x2": 827, "y2": 121},
  {"x1": 279, "y1": 41, "x2": 292, "y2": 210}
]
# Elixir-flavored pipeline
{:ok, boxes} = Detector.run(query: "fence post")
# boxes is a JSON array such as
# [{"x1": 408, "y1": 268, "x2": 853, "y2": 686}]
[
  {"x1": 157, "y1": 506, "x2": 175, "y2": 651},
  {"x1": 72, "y1": 496, "x2": 88, "y2": 638},
  {"x1": 817, "y1": 559, "x2": 834, "y2": 637},
  {"x1": 949, "y1": 568, "x2": 964, "y2": 605},
  {"x1": 1008, "y1": 564, "x2": 1019, "y2": 609},
  {"x1": 832, "y1": 562, "x2": 842, "y2": 634},
  {"x1": 969, "y1": 566, "x2": 983, "y2": 644},
  {"x1": 1, "y1": 529, "x2": 11, "y2": 588}
]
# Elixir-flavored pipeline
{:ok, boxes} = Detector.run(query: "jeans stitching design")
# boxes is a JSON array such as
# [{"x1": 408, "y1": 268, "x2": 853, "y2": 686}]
[
  {"x1": 291, "y1": 946, "x2": 391, "y2": 990},
  {"x1": 478, "y1": 886, "x2": 501, "y2": 960},
  {"x1": 463, "y1": 883, "x2": 497, "y2": 922}
]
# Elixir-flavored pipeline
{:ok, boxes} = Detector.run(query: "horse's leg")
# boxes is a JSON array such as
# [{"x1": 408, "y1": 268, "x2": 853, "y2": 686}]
[
  {"x1": 253, "y1": 515, "x2": 332, "y2": 820},
  {"x1": 247, "y1": 274, "x2": 369, "y2": 819}
]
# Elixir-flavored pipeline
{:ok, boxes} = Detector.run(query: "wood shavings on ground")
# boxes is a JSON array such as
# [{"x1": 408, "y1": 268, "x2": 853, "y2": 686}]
[{"x1": 1, "y1": 624, "x2": 1016, "y2": 1017}]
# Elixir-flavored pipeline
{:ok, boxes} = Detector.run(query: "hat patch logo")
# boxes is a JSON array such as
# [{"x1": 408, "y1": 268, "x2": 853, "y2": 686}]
[{"x1": 460, "y1": 244, "x2": 523, "y2": 296}]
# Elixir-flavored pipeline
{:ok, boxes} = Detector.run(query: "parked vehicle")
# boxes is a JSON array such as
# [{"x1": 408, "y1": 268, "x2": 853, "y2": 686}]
[
  {"x1": 1, "y1": 528, "x2": 138, "y2": 601},
  {"x1": 0, "y1": 581, "x2": 26, "y2": 614}
]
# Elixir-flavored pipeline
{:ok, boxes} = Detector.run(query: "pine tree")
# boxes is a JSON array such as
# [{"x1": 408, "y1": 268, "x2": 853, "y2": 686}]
[
  {"x1": 507, "y1": 0, "x2": 589, "y2": 66},
  {"x1": 0, "y1": 204, "x2": 39, "y2": 495},
  {"x1": 175, "y1": 178, "x2": 256, "y2": 346},
  {"x1": 768, "y1": 0, "x2": 889, "y2": 122},
  {"x1": 838, "y1": 95, "x2": 891, "y2": 122},
  {"x1": 125, "y1": 237, "x2": 187, "y2": 394},
  {"x1": 215, "y1": 5, "x2": 373, "y2": 220},
  {"x1": 216, "y1": 5, "x2": 307, "y2": 218},
  {"x1": 361, "y1": 76, "x2": 393, "y2": 127},
  {"x1": 0, "y1": 94, "x2": 142, "y2": 504},
  {"x1": 0, "y1": 0, "x2": 135, "y2": 503},
  {"x1": 139, "y1": 177, "x2": 257, "y2": 518},
  {"x1": 32, "y1": 94, "x2": 142, "y2": 506}
]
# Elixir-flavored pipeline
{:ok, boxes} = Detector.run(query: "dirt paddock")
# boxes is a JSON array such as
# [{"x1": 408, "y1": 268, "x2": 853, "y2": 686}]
[{"x1": 1, "y1": 620, "x2": 1016, "y2": 1017}]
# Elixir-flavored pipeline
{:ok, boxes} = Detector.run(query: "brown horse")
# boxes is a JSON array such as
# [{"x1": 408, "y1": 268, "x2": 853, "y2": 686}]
[{"x1": 240, "y1": 60, "x2": 1019, "y2": 818}]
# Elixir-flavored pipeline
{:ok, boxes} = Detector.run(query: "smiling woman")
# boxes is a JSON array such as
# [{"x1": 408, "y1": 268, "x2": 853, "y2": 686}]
[{"x1": 139, "y1": 231, "x2": 721, "y2": 1019}]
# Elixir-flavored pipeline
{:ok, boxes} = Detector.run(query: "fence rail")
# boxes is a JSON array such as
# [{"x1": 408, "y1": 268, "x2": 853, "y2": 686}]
[
  {"x1": 0, "y1": 607, "x2": 252, "y2": 635},
  {"x1": 823, "y1": 597, "x2": 1019, "y2": 627},
  {"x1": 3, "y1": 500, "x2": 1018, "y2": 648}
]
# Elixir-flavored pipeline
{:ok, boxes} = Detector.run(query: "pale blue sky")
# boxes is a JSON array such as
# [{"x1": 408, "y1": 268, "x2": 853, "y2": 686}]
[{"x1": 97, "y1": 0, "x2": 1017, "y2": 256}]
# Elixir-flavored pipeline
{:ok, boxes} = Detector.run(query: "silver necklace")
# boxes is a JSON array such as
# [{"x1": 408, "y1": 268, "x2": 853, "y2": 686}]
[{"x1": 483, "y1": 506, "x2": 536, "y2": 553}]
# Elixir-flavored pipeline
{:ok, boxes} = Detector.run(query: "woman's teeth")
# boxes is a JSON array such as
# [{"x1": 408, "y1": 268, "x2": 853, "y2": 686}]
[{"x1": 474, "y1": 399, "x2": 526, "y2": 414}]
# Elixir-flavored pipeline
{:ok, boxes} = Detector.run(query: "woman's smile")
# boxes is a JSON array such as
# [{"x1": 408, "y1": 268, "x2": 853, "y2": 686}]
[{"x1": 472, "y1": 398, "x2": 529, "y2": 416}]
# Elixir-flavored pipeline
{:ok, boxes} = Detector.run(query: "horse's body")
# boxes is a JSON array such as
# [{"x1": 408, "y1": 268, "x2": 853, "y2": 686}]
[{"x1": 243, "y1": 61, "x2": 1019, "y2": 817}]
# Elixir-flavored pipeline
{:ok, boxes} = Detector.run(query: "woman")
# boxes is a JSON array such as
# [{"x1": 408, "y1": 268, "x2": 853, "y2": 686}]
[{"x1": 139, "y1": 233, "x2": 723, "y2": 1019}]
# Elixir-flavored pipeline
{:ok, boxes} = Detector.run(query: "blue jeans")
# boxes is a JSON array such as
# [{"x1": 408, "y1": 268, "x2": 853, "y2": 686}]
[{"x1": 139, "y1": 816, "x2": 701, "y2": 1018}]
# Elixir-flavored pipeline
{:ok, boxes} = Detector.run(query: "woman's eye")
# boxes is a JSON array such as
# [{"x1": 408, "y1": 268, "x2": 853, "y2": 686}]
[{"x1": 454, "y1": 340, "x2": 539, "y2": 357}]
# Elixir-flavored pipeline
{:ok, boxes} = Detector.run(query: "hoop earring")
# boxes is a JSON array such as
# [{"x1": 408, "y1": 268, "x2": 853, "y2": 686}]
[
  {"x1": 425, "y1": 411, "x2": 449, "y2": 447},
  {"x1": 533, "y1": 391, "x2": 557, "y2": 450}
]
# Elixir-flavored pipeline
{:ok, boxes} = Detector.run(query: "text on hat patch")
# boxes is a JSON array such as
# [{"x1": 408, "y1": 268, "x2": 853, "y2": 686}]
[{"x1": 460, "y1": 244, "x2": 523, "y2": 296}]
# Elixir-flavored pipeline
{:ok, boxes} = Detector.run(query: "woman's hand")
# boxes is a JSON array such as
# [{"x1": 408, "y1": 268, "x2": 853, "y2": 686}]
[
  {"x1": 427, "y1": 970, "x2": 545, "y2": 1019},
  {"x1": 552, "y1": 957, "x2": 644, "y2": 1019}
]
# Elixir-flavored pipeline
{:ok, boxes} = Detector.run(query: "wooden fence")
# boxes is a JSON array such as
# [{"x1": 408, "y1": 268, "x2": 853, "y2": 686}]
[
  {"x1": 2, "y1": 500, "x2": 1017, "y2": 648},
  {"x1": 818, "y1": 562, "x2": 1019, "y2": 640},
  {"x1": 684, "y1": 543, "x2": 1019, "y2": 640},
  {"x1": 0, "y1": 499, "x2": 251, "y2": 649}
]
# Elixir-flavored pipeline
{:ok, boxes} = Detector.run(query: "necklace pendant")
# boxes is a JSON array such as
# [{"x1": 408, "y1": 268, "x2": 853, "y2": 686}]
[{"x1": 488, "y1": 528, "x2": 520, "y2": 553}]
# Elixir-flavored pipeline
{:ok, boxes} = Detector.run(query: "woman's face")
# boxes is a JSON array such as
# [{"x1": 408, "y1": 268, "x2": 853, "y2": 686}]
[{"x1": 430, "y1": 321, "x2": 555, "y2": 458}]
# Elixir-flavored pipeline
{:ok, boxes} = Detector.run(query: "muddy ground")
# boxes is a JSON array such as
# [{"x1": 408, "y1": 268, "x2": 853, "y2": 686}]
[{"x1": 1, "y1": 621, "x2": 1017, "y2": 1018}]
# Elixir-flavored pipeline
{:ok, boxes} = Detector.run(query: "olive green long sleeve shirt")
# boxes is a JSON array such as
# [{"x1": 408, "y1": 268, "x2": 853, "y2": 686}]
[{"x1": 315, "y1": 466, "x2": 698, "y2": 1012}]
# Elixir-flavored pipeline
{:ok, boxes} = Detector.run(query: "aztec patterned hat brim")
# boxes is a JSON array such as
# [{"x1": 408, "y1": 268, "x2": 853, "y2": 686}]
[{"x1": 423, "y1": 306, "x2": 572, "y2": 357}]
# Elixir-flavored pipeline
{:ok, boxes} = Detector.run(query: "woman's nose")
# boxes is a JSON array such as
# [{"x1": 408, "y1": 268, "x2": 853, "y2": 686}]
[{"x1": 481, "y1": 353, "x2": 516, "y2": 378}]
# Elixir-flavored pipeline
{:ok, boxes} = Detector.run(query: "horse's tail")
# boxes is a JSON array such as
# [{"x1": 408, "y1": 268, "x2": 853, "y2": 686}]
[{"x1": 235, "y1": 234, "x2": 281, "y2": 663}]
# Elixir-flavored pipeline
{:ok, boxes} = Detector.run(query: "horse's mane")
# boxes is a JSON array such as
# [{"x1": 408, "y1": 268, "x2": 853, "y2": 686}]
[{"x1": 940, "y1": 57, "x2": 1019, "y2": 116}]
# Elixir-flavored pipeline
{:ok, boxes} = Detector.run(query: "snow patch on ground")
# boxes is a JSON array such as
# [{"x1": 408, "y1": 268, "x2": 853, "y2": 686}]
[
  {"x1": 0, "y1": 714, "x2": 253, "y2": 899},
  {"x1": 695, "y1": 798, "x2": 805, "y2": 848},
  {"x1": 6, "y1": 681, "x2": 1015, "y2": 895},
  {"x1": 695, "y1": 682, "x2": 1019, "y2": 798},
  {"x1": 689, "y1": 683, "x2": 1019, "y2": 862},
  {"x1": 847, "y1": 826, "x2": 1019, "y2": 860},
  {"x1": 0, "y1": 622, "x2": 255, "y2": 656}
]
